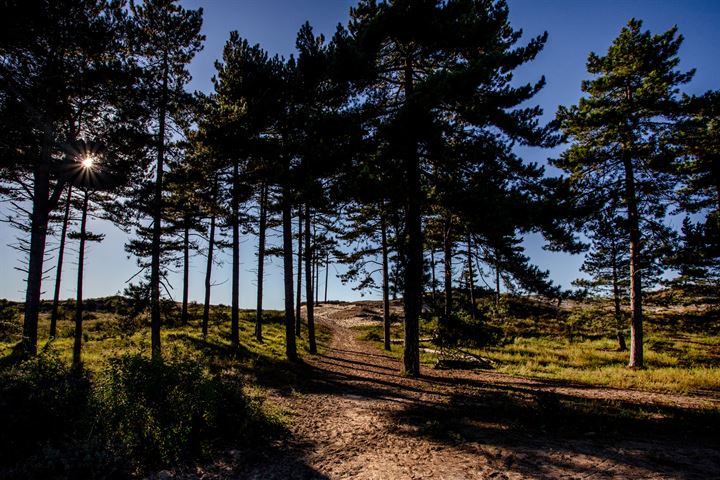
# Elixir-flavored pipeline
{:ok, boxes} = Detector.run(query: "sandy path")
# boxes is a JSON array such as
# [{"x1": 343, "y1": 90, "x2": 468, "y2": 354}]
[{"x1": 168, "y1": 303, "x2": 720, "y2": 479}]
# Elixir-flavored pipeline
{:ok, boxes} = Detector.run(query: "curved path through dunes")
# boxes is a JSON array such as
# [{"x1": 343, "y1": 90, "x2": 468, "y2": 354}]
[{"x1": 170, "y1": 303, "x2": 720, "y2": 479}]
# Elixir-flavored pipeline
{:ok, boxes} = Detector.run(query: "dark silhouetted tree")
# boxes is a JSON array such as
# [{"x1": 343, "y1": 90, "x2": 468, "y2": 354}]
[{"x1": 129, "y1": 0, "x2": 204, "y2": 357}]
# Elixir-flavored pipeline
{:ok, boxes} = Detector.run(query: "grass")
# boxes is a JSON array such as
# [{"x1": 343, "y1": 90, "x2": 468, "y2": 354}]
[
  {"x1": 353, "y1": 299, "x2": 720, "y2": 395},
  {"x1": 474, "y1": 334, "x2": 720, "y2": 393},
  {"x1": 0, "y1": 304, "x2": 329, "y2": 373},
  {"x1": 0, "y1": 301, "x2": 331, "y2": 477},
  {"x1": 0, "y1": 302, "x2": 331, "y2": 430},
  {"x1": 354, "y1": 322, "x2": 440, "y2": 367}
]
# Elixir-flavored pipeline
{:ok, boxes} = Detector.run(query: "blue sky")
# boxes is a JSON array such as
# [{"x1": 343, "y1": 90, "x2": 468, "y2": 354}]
[{"x1": 1, "y1": 0, "x2": 719, "y2": 307}]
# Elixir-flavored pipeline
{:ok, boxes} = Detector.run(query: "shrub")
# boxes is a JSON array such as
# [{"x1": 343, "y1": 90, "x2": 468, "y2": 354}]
[
  {"x1": 0, "y1": 350, "x2": 93, "y2": 469},
  {"x1": 117, "y1": 313, "x2": 143, "y2": 337},
  {"x1": 0, "y1": 345, "x2": 280, "y2": 476},
  {"x1": 435, "y1": 310, "x2": 503, "y2": 348},
  {"x1": 94, "y1": 352, "x2": 266, "y2": 471},
  {"x1": 3, "y1": 439, "x2": 129, "y2": 480},
  {"x1": 160, "y1": 299, "x2": 179, "y2": 326},
  {"x1": 0, "y1": 300, "x2": 21, "y2": 342},
  {"x1": 565, "y1": 307, "x2": 609, "y2": 340}
]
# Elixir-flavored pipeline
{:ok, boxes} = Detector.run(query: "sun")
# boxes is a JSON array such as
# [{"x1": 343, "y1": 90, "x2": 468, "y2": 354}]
[{"x1": 81, "y1": 155, "x2": 96, "y2": 169}]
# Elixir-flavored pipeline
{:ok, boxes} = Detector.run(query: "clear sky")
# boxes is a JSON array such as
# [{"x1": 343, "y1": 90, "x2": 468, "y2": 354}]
[{"x1": 1, "y1": 0, "x2": 719, "y2": 307}]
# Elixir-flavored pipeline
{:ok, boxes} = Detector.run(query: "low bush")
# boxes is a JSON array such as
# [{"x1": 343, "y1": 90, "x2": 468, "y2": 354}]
[
  {"x1": 94, "y1": 352, "x2": 270, "y2": 471},
  {"x1": 0, "y1": 300, "x2": 21, "y2": 342},
  {"x1": 117, "y1": 313, "x2": 144, "y2": 337},
  {"x1": 435, "y1": 310, "x2": 503, "y2": 348},
  {"x1": 0, "y1": 350, "x2": 112, "y2": 479},
  {"x1": 0, "y1": 349, "x2": 277, "y2": 477}
]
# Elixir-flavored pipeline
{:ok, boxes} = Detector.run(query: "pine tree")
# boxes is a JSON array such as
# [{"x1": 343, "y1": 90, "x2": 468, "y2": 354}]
[
  {"x1": 345, "y1": 0, "x2": 552, "y2": 375},
  {"x1": 0, "y1": 0, "x2": 143, "y2": 356},
  {"x1": 68, "y1": 189, "x2": 105, "y2": 368},
  {"x1": 49, "y1": 184, "x2": 74, "y2": 338},
  {"x1": 129, "y1": 0, "x2": 204, "y2": 357},
  {"x1": 338, "y1": 201, "x2": 397, "y2": 351},
  {"x1": 165, "y1": 151, "x2": 206, "y2": 324},
  {"x1": 678, "y1": 91, "x2": 720, "y2": 217},
  {"x1": 288, "y1": 22, "x2": 357, "y2": 354},
  {"x1": 555, "y1": 19, "x2": 693, "y2": 368},
  {"x1": 212, "y1": 33, "x2": 296, "y2": 358},
  {"x1": 671, "y1": 91, "x2": 720, "y2": 284},
  {"x1": 59, "y1": 141, "x2": 120, "y2": 368},
  {"x1": 573, "y1": 211, "x2": 630, "y2": 351}
]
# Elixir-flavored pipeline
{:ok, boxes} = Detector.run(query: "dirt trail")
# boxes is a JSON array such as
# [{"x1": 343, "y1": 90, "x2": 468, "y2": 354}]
[{"x1": 176, "y1": 303, "x2": 720, "y2": 479}]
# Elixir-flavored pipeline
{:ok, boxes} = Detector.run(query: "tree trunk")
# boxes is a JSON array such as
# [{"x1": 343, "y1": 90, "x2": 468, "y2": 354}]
[
  {"x1": 50, "y1": 184, "x2": 73, "y2": 338},
  {"x1": 230, "y1": 158, "x2": 240, "y2": 350},
  {"x1": 202, "y1": 209, "x2": 216, "y2": 337},
  {"x1": 150, "y1": 56, "x2": 169, "y2": 359},
  {"x1": 623, "y1": 154, "x2": 643, "y2": 368},
  {"x1": 282, "y1": 187, "x2": 297, "y2": 360},
  {"x1": 22, "y1": 141, "x2": 52, "y2": 356},
  {"x1": 314, "y1": 238, "x2": 320, "y2": 305},
  {"x1": 305, "y1": 205, "x2": 317, "y2": 354},
  {"x1": 181, "y1": 217, "x2": 190, "y2": 324},
  {"x1": 611, "y1": 240, "x2": 627, "y2": 351},
  {"x1": 324, "y1": 251, "x2": 329, "y2": 303},
  {"x1": 72, "y1": 190, "x2": 89, "y2": 369},
  {"x1": 402, "y1": 54, "x2": 421, "y2": 376},
  {"x1": 381, "y1": 206, "x2": 391, "y2": 351},
  {"x1": 255, "y1": 183, "x2": 267, "y2": 341},
  {"x1": 430, "y1": 247, "x2": 437, "y2": 304},
  {"x1": 295, "y1": 205, "x2": 302, "y2": 337},
  {"x1": 467, "y1": 234, "x2": 476, "y2": 321},
  {"x1": 495, "y1": 258, "x2": 501, "y2": 306},
  {"x1": 442, "y1": 215, "x2": 453, "y2": 335}
]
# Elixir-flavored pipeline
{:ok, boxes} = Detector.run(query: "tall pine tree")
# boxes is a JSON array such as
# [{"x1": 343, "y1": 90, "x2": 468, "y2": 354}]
[
  {"x1": 129, "y1": 0, "x2": 203, "y2": 357},
  {"x1": 556, "y1": 19, "x2": 693, "y2": 367},
  {"x1": 345, "y1": 0, "x2": 552, "y2": 374}
]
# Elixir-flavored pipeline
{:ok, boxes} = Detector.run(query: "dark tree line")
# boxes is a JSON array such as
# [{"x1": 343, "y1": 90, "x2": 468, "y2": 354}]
[{"x1": 2, "y1": 1, "x2": 718, "y2": 372}]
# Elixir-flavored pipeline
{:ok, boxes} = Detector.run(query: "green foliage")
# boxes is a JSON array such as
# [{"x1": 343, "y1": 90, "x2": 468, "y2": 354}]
[
  {"x1": 564, "y1": 307, "x2": 606, "y2": 341},
  {"x1": 555, "y1": 18, "x2": 694, "y2": 366},
  {"x1": 669, "y1": 90, "x2": 720, "y2": 283},
  {"x1": 122, "y1": 282, "x2": 151, "y2": 318},
  {"x1": 359, "y1": 329, "x2": 383, "y2": 342},
  {"x1": 117, "y1": 313, "x2": 144, "y2": 337},
  {"x1": 0, "y1": 350, "x2": 96, "y2": 475},
  {"x1": 0, "y1": 305, "x2": 312, "y2": 477},
  {"x1": 0, "y1": 300, "x2": 21, "y2": 342},
  {"x1": 443, "y1": 310, "x2": 503, "y2": 348},
  {"x1": 94, "y1": 353, "x2": 266, "y2": 470}
]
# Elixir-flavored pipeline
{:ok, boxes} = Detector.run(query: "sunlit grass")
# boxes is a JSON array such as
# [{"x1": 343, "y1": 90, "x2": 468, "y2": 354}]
[
  {"x1": 472, "y1": 334, "x2": 720, "y2": 394},
  {"x1": 0, "y1": 305, "x2": 329, "y2": 376},
  {"x1": 354, "y1": 320, "x2": 720, "y2": 394}
]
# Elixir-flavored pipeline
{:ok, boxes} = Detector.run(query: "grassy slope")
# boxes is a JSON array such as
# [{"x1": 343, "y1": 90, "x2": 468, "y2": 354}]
[
  {"x1": 0, "y1": 302, "x2": 333, "y2": 477},
  {"x1": 354, "y1": 296, "x2": 720, "y2": 394},
  {"x1": 2, "y1": 295, "x2": 718, "y2": 394},
  {"x1": 0, "y1": 302, "x2": 330, "y2": 377}
]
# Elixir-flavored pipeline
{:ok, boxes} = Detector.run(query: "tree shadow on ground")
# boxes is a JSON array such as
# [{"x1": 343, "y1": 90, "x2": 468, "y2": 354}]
[
  {"x1": 266, "y1": 340, "x2": 720, "y2": 479},
  {"x1": 167, "y1": 333, "x2": 254, "y2": 359},
  {"x1": 167, "y1": 328, "x2": 720, "y2": 478},
  {"x1": 391, "y1": 389, "x2": 720, "y2": 479},
  {"x1": 159, "y1": 443, "x2": 330, "y2": 480}
]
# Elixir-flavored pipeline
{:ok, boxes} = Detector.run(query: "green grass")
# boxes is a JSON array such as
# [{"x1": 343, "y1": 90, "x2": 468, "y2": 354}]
[
  {"x1": 0, "y1": 302, "x2": 330, "y2": 478},
  {"x1": 473, "y1": 334, "x2": 720, "y2": 393},
  {"x1": 353, "y1": 323, "x2": 439, "y2": 367},
  {"x1": 0, "y1": 303, "x2": 331, "y2": 475},
  {"x1": 353, "y1": 308, "x2": 720, "y2": 394},
  {"x1": 0, "y1": 304, "x2": 329, "y2": 377}
]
